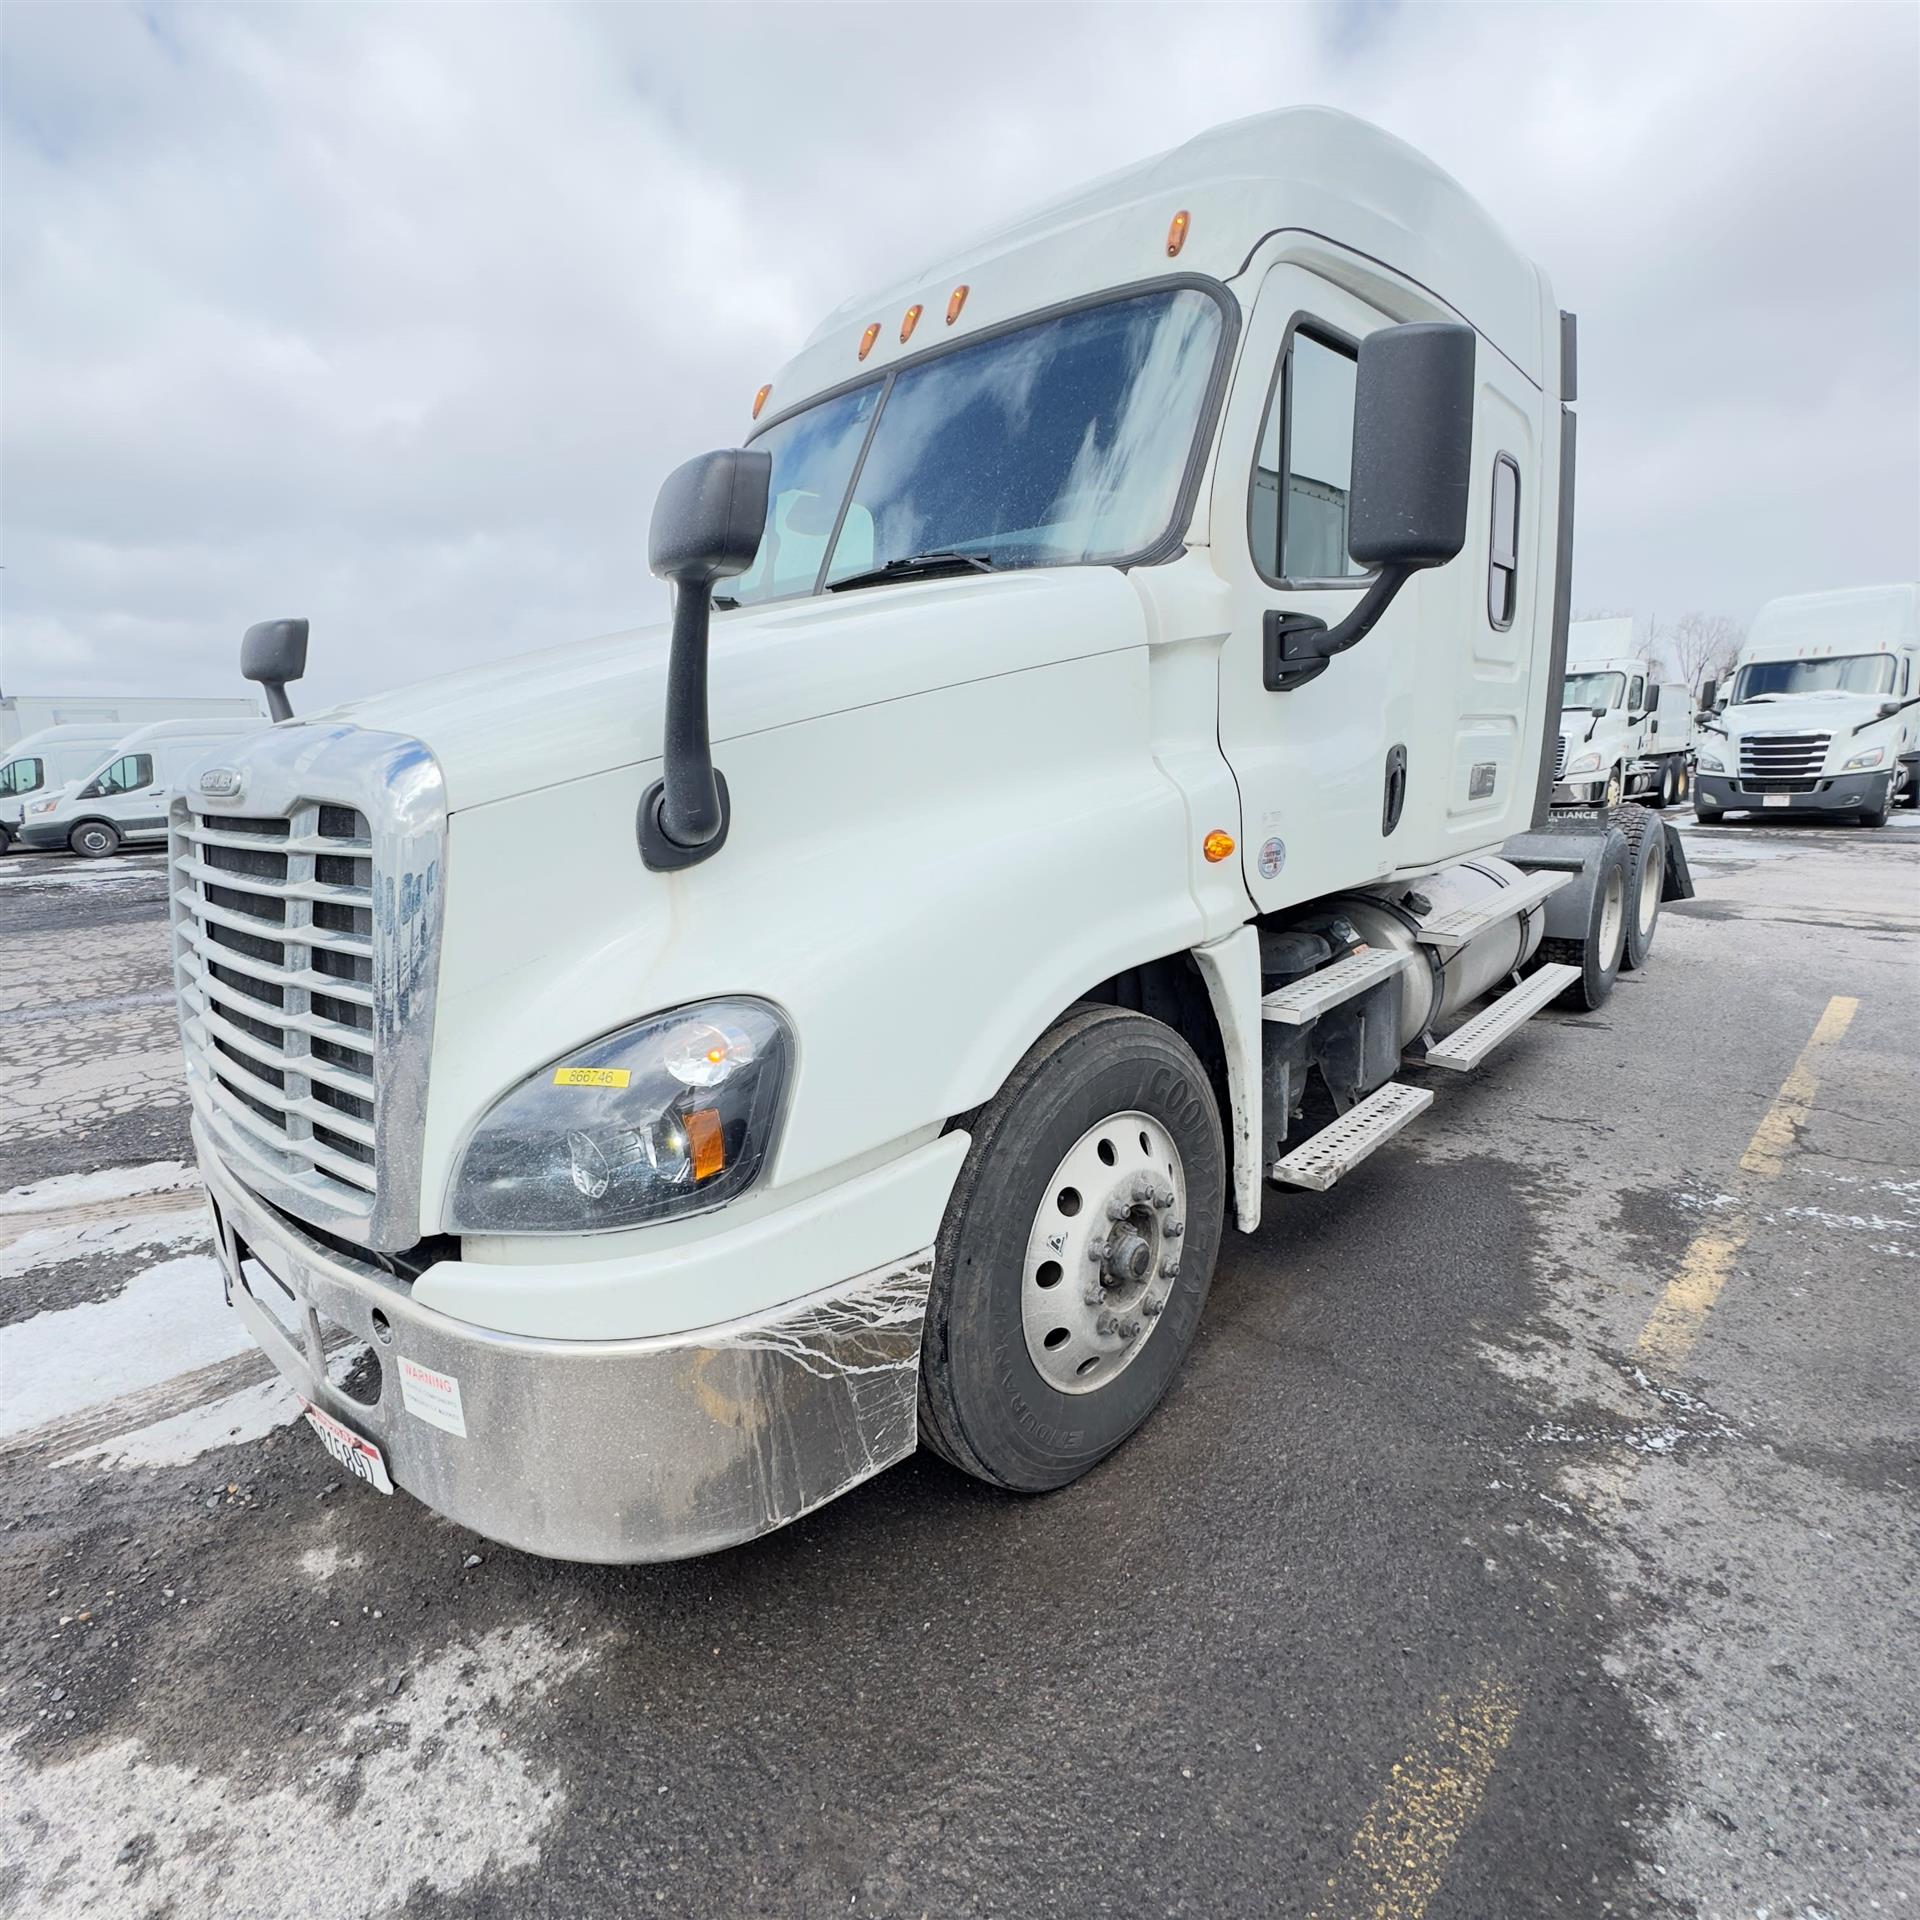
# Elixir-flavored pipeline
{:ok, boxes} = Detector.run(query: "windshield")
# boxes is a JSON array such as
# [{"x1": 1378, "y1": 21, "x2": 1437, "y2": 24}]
[
  {"x1": 1562, "y1": 671, "x2": 1625, "y2": 711},
  {"x1": 0, "y1": 756, "x2": 43, "y2": 797},
  {"x1": 1731, "y1": 654, "x2": 1896, "y2": 700},
  {"x1": 726, "y1": 286, "x2": 1226, "y2": 609}
]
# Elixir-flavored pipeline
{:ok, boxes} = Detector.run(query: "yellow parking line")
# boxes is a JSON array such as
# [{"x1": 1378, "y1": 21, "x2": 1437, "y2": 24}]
[
  {"x1": 1310, "y1": 998, "x2": 1859, "y2": 1918},
  {"x1": 1737, "y1": 995, "x2": 1857, "y2": 1180},
  {"x1": 1309, "y1": 1679, "x2": 1522, "y2": 1920},
  {"x1": 1635, "y1": 994, "x2": 1858, "y2": 1366}
]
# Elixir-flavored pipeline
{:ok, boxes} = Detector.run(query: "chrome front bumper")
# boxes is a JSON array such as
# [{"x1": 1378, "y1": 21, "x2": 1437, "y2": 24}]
[{"x1": 197, "y1": 1123, "x2": 934, "y2": 1563}]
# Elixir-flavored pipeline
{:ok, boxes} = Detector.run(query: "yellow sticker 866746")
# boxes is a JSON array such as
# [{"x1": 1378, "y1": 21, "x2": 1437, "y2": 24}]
[{"x1": 552, "y1": 1067, "x2": 630, "y2": 1089}]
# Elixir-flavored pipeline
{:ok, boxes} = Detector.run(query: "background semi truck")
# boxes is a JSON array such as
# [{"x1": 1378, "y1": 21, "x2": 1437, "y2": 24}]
[
  {"x1": 168, "y1": 107, "x2": 1689, "y2": 1564},
  {"x1": 1694, "y1": 584, "x2": 1920, "y2": 825},
  {"x1": 1553, "y1": 616, "x2": 1694, "y2": 809}
]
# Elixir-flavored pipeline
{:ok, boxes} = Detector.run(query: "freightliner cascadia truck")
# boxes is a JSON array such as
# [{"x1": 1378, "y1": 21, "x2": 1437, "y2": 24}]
[
  {"x1": 169, "y1": 108, "x2": 1690, "y2": 1562},
  {"x1": 1553, "y1": 617, "x2": 1694, "y2": 812},
  {"x1": 1694, "y1": 584, "x2": 1920, "y2": 825}
]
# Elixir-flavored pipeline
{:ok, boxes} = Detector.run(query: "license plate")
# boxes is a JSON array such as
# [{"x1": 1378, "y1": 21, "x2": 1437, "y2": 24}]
[
  {"x1": 1764, "y1": 793, "x2": 1791, "y2": 808},
  {"x1": 299, "y1": 1399, "x2": 394, "y2": 1495}
]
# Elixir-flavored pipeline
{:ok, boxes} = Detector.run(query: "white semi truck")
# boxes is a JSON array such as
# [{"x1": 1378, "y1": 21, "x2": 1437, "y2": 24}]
[
  {"x1": 1694, "y1": 585, "x2": 1920, "y2": 825},
  {"x1": 167, "y1": 108, "x2": 1689, "y2": 1563},
  {"x1": 1552, "y1": 617, "x2": 1693, "y2": 810}
]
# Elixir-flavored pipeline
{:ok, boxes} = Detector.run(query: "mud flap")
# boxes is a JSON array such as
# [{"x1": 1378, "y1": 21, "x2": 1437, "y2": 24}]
[{"x1": 1659, "y1": 818, "x2": 1695, "y2": 902}]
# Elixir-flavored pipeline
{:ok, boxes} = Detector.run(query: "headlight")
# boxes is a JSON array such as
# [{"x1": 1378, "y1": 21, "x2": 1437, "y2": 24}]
[
  {"x1": 1843, "y1": 746, "x2": 1885, "y2": 771},
  {"x1": 1564, "y1": 751, "x2": 1603, "y2": 776},
  {"x1": 1696, "y1": 749, "x2": 1724, "y2": 773},
  {"x1": 447, "y1": 998, "x2": 792, "y2": 1234},
  {"x1": 25, "y1": 797, "x2": 59, "y2": 818}
]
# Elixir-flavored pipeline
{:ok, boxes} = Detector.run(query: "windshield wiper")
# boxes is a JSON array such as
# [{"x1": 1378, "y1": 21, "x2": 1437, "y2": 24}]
[{"x1": 827, "y1": 550, "x2": 998, "y2": 593}]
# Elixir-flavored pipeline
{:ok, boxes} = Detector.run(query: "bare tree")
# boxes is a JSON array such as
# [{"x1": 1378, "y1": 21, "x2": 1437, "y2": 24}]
[{"x1": 1654, "y1": 613, "x2": 1745, "y2": 694}]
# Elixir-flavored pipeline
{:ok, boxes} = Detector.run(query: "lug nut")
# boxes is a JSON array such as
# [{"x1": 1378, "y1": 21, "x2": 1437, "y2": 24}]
[
  {"x1": 1118, "y1": 1316, "x2": 1143, "y2": 1342},
  {"x1": 1164, "y1": 1218, "x2": 1184, "y2": 1240}
]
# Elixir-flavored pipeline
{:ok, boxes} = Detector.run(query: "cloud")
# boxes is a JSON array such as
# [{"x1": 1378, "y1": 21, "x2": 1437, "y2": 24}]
[{"x1": 1, "y1": 1, "x2": 1914, "y2": 708}]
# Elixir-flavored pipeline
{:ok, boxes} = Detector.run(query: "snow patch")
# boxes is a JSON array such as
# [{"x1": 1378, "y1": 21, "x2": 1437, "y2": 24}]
[
  {"x1": 57, "y1": 1374, "x2": 299, "y2": 1469},
  {"x1": 0, "y1": 1254, "x2": 247, "y2": 1437},
  {"x1": 0, "y1": 1207, "x2": 208, "y2": 1281},
  {"x1": 0, "y1": 1160, "x2": 197, "y2": 1217},
  {"x1": 0, "y1": 1623, "x2": 595, "y2": 1920}
]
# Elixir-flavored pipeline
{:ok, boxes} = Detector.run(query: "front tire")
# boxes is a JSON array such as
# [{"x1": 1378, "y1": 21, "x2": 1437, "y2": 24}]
[
  {"x1": 69, "y1": 820, "x2": 121, "y2": 859},
  {"x1": 1603, "y1": 766, "x2": 1624, "y2": 809},
  {"x1": 919, "y1": 1005, "x2": 1226, "y2": 1493}
]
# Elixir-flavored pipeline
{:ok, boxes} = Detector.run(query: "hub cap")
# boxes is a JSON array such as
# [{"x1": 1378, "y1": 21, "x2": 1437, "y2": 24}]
[{"x1": 1021, "y1": 1110, "x2": 1186, "y2": 1395}]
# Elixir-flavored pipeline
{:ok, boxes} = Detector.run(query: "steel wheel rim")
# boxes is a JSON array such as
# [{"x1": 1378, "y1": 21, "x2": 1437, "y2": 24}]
[
  {"x1": 1021, "y1": 1109, "x2": 1187, "y2": 1395},
  {"x1": 1636, "y1": 845, "x2": 1662, "y2": 936},
  {"x1": 1598, "y1": 867, "x2": 1626, "y2": 966}
]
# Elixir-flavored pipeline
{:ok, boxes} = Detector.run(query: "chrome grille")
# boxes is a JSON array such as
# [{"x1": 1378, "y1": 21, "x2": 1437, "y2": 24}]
[
  {"x1": 1738, "y1": 731, "x2": 1829, "y2": 794},
  {"x1": 1554, "y1": 735, "x2": 1568, "y2": 780},
  {"x1": 168, "y1": 724, "x2": 447, "y2": 1253},
  {"x1": 173, "y1": 807, "x2": 379, "y2": 1220}
]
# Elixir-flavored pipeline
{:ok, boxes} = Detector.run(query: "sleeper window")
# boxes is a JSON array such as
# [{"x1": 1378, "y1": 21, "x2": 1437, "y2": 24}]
[
  {"x1": 1251, "y1": 328, "x2": 1364, "y2": 582},
  {"x1": 1487, "y1": 454, "x2": 1520, "y2": 630}
]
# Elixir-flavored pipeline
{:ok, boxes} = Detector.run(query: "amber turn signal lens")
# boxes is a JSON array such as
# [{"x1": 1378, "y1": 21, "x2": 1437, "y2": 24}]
[
  {"x1": 1202, "y1": 829, "x2": 1235, "y2": 863},
  {"x1": 946, "y1": 284, "x2": 969, "y2": 325},
  {"x1": 900, "y1": 303, "x2": 923, "y2": 343},
  {"x1": 686, "y1": 1107, "x2": 725, "y2": 1182},
  {"x1": 751, "y1": 384, "x2": 771, "y2": 420},
  {"x1": 857, "y1": 322, "x2": 881, "y2": 361},
  {"x1": 1166, "y1": 209, "x2": 1190, "y2": 258}
]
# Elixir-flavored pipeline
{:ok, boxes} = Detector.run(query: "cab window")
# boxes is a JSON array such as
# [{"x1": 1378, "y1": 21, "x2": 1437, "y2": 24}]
[
  {"x1": 1628, "y1": 675, "x2": 1646, "y2": 714},
  {"x1": 0, "y1": 756, "x2": 43, "y2": 796},
  {"x1": 81, "y1": 753, "x2": 154, "y2": 798},
  {"x1": 1250, "y1": 327, "x2": 1365, "y2": 583}
]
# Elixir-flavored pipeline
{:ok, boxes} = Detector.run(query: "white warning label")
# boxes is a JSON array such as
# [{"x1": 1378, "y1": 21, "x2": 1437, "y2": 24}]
[{"x1": 397, "y1": 1354, "x2": 468, "y2": 1438}]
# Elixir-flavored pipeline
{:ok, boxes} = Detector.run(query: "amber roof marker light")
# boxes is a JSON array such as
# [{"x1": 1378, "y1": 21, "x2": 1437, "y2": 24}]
[
  {"x1": 751, "y1": 384, "x2": 771, "y2": 420},
  {"x1": 1166, "y1": 210, "x2": 1190, "y2": 258},
  {"x1": 857, "y1": 322, "x2": 881, "y2": 361},
  {"x1": 900, "y1": 303, "x2": 923, "y2": 343},
  {"x1": 946, "y1": 284, "x2": 969, "y2": 325}
]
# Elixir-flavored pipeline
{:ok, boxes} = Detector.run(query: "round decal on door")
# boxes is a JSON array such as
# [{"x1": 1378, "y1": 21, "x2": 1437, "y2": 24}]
[{"x1": 1258, "y1": 837, "x2": 1286, "y2": 880}]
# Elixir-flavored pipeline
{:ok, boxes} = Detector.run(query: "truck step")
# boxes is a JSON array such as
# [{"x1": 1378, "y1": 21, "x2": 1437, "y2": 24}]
[
  {"x1": 1413, "y1": 963, "x2": 1581, "y2": 1073},
  {"x1": 1260, "y1": 946, "x2": 1413, "y2": 1026},
  {"x1": 1269, "y1": 1081, "x2": 1434, "y2": 1192},
  {"x1": 1415, "y1": 869, "x2": 1570, "y2": 956}
]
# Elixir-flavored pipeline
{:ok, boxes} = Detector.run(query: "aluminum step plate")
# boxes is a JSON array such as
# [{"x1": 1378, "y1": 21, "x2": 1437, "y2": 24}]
[
  {"x1": 1416, "y1": 869, "x2": 1570, "y2": 956},
  {"x1": 1260, "y1": 946, "x2": 1414, "y2": 1026},
  {"x1": 1415, "y1": 963, "x2": 1581, "y2": 1073},
  {"x1": 1269, "y1": 1081, "x2": 1434, "y2": 1192}
]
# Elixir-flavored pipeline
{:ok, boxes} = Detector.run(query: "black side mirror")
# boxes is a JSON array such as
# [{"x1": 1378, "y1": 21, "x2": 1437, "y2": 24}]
[
  {"x1": 241, "y1": 617, "x2": 308, "y2": 722},
  {"x1": 637, "y1": 448, "x2": 771, "y2": 871},
  {"x1": 1646, "y1": 684, "x2": 1662, "y2": 713},
  {"x1": 1266, "y1": 322, "x2": 1476, "y2": 691},
  {"x1": 1699, "y1": 678, "x2": 1717, "y2": 712}
]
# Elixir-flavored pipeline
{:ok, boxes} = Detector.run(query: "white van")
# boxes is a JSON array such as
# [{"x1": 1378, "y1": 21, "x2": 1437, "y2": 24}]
[
  {"x1": 1, "y1": 722, "x2": 176, "y2": 854},
  {"x1": 15, "y1": 716, "x2": 270, "y2": 858}
]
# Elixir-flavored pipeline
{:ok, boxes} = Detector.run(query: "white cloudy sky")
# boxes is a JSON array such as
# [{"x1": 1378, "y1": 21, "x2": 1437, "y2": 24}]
[{"x1": 2, "y1": 1, "x2": 1915, "y2": 709}]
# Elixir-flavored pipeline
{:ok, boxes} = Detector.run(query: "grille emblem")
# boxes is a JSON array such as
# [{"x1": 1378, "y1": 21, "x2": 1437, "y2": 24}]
[{"x1": 199, "y1": 767, "x2": 246, "y2": 799}]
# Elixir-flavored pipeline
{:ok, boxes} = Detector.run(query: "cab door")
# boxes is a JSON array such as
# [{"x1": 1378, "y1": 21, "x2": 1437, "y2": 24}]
[{"x1": 1208, "y1": 262, "x2": 1414, "y2": 911}]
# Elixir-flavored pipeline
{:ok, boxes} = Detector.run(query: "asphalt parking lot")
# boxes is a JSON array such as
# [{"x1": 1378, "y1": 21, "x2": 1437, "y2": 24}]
[{"x1": 1, "y1": 813, "x2": 1915, "y2": 1920}]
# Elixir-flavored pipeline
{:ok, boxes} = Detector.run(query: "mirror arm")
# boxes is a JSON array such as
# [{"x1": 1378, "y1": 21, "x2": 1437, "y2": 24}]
[
  {"x1": 1262, "y1": 564, "x2": 1415, "y2": 692},
  {"x1": 637, "y1": 581, "x2": 730, "y2": 871}
]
